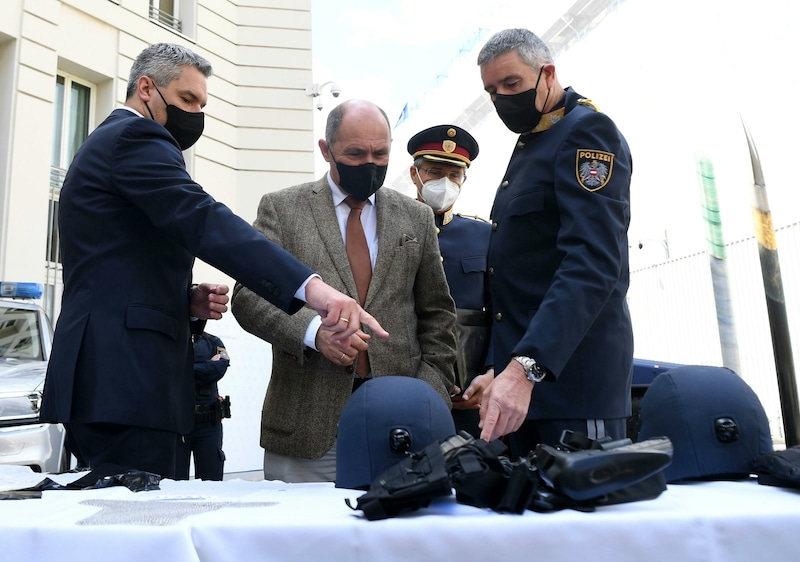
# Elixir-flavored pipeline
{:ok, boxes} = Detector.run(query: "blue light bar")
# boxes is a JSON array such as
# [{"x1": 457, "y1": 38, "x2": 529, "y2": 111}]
[{"x1": 0, "y1": 282, "x2": 43, "y2": 299}]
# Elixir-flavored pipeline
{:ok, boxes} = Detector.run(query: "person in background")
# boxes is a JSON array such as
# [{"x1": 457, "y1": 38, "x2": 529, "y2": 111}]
[
  {"x1": 476, "y1": 28, "x2": 634, "y2": 457},
  {"x1": 232, "y1": 99, "x2": 456, "y2": 483},
  {"x1": 40, "y1": 43, "x2": 387, "y2": 480},
  {"x1": 176, "y1": 320, "x2": 231, "y2": 481},
  {"x1": 406, "y1": 124, "x2": 493, "y2": 438}
]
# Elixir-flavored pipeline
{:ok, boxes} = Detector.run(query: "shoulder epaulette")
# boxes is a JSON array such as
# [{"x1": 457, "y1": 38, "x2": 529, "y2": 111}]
[
  {"x1": 577, "y1": 98, "x2": 600, "y2": 112},
  {"x1": 456, "y1": 213, "x2": 489, "y2": 223}
]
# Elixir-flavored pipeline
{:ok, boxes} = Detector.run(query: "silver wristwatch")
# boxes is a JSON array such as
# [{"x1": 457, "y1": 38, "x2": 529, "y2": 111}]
[{"x1": 513, "y1": 355, "x2": 548, "y2": 383}]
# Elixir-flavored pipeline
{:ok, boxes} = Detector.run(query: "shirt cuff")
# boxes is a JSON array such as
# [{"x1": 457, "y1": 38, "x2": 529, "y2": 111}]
[
  {"x1": 294, "y1": 273, "x2": 321, "y2": 302},
  {"x1": 303, "y1": 315, "x2": 323, "y2": 351}
]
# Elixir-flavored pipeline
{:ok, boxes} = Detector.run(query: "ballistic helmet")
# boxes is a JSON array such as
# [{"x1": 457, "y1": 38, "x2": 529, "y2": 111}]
[
  {"x1": 638, "y1": 365, "x2": 773, "y2": 482},
  {"x1": 335, "y1": 376, "x2": 455, "y2": 489}
]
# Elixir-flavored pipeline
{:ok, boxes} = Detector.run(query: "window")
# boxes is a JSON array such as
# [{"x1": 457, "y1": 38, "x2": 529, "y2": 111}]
[
  {"x1": 149, "y1": 0, "x2": 197, "y2": 37},
  {"x1": 47, "y1": 74, "x2": 93, "y2": 319},
  {"x1": 0, "y1": 308, "x2": 43, "y2": 361},
  {"x1": 51, "y1": 75, "x2": 91, "y2": 170},
  {"x1": 150, "y1": 0, "x2": 182, "y2": 33}
]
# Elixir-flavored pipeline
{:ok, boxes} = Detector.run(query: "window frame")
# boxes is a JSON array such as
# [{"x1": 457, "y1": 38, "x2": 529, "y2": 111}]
[{"x1": 46, "y1": 72, "x2": 96, "y2": 320}]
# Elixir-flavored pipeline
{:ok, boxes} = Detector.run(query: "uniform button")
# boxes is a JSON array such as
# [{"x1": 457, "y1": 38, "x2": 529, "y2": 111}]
[
  {"x1": 517, "y1": 140, "x2": 525, "y2": 149},
  {"x1": 436, "y1": 227, "x2": 440, "y2": 234},
  {"x1": 440, "y1": 256, "x2": 444, "y2": 263},
  {"x1": 501, "y1": 180, "x2": 509, "y2": 188},
  {"x1": 492, "y1": 222, "x2": 498, "y2": 231},
  {"x1": 488, "y1": 267, "x2": 494, "y2": 275},
  {"x1": 494, "y1": 312, "x2": 503, "y2": 321}
]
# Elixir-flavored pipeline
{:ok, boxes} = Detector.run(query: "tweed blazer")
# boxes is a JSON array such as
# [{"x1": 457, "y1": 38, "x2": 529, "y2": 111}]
[{"x1": 232, "y1": 176, "x2": 457, "y2": 459}]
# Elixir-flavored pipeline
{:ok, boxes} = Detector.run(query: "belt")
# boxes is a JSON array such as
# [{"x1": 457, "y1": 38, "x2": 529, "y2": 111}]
[
  {"x1": 195, "y1": 396, "x2": 231, "y2": 423},
  {"x1": 195, "y1": 405, "x2": 222, "y2": 423}
]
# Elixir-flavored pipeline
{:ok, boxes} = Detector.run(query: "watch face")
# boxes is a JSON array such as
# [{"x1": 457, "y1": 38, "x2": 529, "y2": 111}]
[{"x1": 530, "y1": 365, "x2": 547, "y2": 382}]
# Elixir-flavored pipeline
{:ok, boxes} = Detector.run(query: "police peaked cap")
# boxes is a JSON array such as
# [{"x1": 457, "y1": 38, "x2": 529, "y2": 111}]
[{"x1": 407, "y1": 124, "x2": 479, "y2": 168}]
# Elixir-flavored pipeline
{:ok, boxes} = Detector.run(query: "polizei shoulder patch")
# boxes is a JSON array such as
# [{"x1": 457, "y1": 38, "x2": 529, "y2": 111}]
[{"x1": 576, "y1": 149, "x2": 614, "y2": 191}]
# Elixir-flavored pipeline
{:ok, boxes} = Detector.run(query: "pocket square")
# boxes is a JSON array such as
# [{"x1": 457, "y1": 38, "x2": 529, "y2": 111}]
[{"x1": 400, "y1": 234, "x2": 418, "y2": 245}]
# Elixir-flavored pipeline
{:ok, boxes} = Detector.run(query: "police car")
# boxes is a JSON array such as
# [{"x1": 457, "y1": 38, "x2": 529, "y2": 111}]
[{"x1": 0, "y1": 282, "x2": 71, "y2": 473}]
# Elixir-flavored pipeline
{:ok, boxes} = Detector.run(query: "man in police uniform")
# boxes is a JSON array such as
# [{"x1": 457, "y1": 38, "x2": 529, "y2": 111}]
[
  {"x1": 407, "y1": 124, "x2": 493, "y2": 437},
  {"x1": 176, "y1": 319, "x2": 231, "y2": 481},
  {"x1": 477, "y1": 28, "x2": 633, "y2": 456}
]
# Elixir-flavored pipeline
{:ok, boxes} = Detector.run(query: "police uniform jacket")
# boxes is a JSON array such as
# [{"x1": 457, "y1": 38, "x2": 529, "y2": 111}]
[
  {"x1": 193, "y1": 332, "x2": 229, "y2": 408},
  {"x1": 437, "y1": 213, "x2": 491, "y2": 311},
  {"x1": 437, "y1": 213, "x2": 494, "y2": 372},
  {"x1": 41, "y1": 109, "x2": 313, "y2": 435},
  {"x1": 488, "y1": 87, "x2": 634, "y2": 420}
]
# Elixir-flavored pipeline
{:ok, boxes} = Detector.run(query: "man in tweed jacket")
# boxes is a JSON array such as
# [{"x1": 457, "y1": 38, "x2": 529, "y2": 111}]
[{"x1": 232, "y1": 100, "x2": 457, "y2": 482}]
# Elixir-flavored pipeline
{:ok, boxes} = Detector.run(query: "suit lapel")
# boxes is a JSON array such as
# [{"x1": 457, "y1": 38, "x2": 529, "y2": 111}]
[
  {"x1": 308, "y1": 179, "x2": 360, "y2": 299},
  {"x1": 364, "y1": 189, "x2": 397, "y2": 309}
]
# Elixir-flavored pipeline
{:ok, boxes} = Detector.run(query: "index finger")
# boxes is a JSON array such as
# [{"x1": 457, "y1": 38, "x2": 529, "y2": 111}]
[
  {"x1": 479, "y1": 399, "x2": 506, "y2": 441},
  {"x1": 356, "y1": 309, "x2": 388, "y2": 339},
  {"x1": 210, "y1": 284, "x2": 229, "y2": 295}
]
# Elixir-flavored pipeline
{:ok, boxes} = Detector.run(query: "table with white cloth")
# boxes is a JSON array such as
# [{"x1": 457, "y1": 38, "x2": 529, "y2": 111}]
[{"x1": 1, "y1": 465, "x2": 798, "y2": 562}]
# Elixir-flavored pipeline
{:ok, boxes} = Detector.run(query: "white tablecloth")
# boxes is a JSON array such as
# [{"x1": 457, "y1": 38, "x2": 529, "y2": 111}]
[{"x1": 1, "y1": 466, "x2": 798, "y2": 562}]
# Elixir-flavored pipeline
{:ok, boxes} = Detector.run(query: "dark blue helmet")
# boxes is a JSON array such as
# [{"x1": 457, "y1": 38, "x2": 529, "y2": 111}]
[
  {"x1": 638, "y1": 365, "x2": 773, "y2": 482},
  {"x1": 335, "y1": 376, "x2": 455, "y2": 489}
]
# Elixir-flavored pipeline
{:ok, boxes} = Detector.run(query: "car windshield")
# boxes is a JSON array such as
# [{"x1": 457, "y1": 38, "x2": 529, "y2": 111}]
[{"x1": 0, "y1": 307, "x2": 43, "y2": 361}]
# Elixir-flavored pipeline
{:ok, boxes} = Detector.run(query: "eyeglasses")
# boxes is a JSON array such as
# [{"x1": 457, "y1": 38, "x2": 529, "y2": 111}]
[{"x1": 418, "y1": 167, "x2": 466, "y2": 183}]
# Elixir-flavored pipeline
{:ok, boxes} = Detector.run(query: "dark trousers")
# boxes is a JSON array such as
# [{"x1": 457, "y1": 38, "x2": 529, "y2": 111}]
[
  {"x1": 64, "y1": 422, "x2": 180, "y2": 480},
  {"x1": 176, "y1": 421, "x2": 225, "y2": 481},
  {"x1": 452, "y1": 408, "x2": 481, "y2": 439}
]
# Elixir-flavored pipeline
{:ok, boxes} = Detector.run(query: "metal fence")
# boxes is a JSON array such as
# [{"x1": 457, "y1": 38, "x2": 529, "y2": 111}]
[{"x1": 629, "y1": 221, "x2": 800, "y2": 442}]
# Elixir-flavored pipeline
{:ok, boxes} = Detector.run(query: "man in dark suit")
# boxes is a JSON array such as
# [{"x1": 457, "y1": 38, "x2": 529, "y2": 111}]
[
  {"x1": 406, "y1": 124, "x2": 493, "y2": 438},
  {"x1": 40, "y1": 43, "x2": 386, "y2": 480},
  {"x1": 231, "y1": 100, "x2": 457, "y2": 483},
  {"x1": 476, "y1": 29, "x2": 634, "y2": 456}
]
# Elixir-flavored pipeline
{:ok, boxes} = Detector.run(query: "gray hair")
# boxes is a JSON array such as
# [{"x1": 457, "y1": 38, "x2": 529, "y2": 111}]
[
  {"x1": 126, "y1": 43, "x2": 213, "y2": 99},
  {"x1": 325, "y1": 100, "x2": 391, "y2": 147},
  {"x1": 477, "y1": 28, "x2": 553, "y2": 70}
]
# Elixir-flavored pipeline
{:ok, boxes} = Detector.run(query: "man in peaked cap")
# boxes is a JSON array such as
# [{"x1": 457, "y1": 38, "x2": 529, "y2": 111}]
[{"x1": 408, "y1": 125, "x2": 493, "y2": 438}]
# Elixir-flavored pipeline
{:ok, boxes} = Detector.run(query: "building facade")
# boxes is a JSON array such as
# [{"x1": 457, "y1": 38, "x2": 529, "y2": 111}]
[
  {"x1": 0, "y1": 0, "x2": 316, "y2": 319},
  {"x1": 1, "y1": 0, "x2": 316, "y2": 474}
]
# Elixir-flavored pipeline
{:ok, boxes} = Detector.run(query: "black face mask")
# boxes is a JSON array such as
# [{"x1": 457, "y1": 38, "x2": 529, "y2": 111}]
[
  {"x1": 493, "y1": 66, "x2": 547, "y2": 134},
  {"x1": 332, "y1": 155, "x2": 387, "y2": 201},
  {"x1": 145, "y1": 84, "x2": 205, "y2": 150}
]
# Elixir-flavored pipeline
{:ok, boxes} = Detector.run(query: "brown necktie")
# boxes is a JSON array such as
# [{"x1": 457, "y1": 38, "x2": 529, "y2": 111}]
[{"x1": 344, "y1": 196, "x2": 372, "y2": 377}]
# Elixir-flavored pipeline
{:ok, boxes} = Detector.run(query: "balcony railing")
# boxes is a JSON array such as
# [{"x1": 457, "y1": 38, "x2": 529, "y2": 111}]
[{"x1": 149, "y1": 5, "x2": 181, "y2": 33}]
